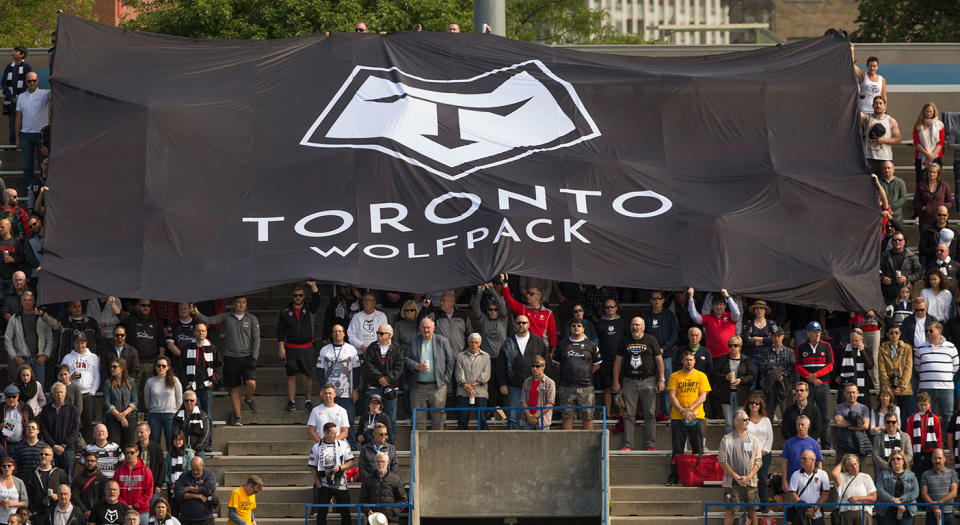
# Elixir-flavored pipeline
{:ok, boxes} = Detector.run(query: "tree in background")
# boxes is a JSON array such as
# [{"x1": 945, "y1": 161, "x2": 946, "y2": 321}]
[
  {"x1": 852, "y1": 0, "x2": 960, "y2": 42},
  {"x1": 0, "y1": 0, "x2": 93, "y2": 47},
  {"x1": 119, "y1": 0, "x2": 653, "y2": 44}
]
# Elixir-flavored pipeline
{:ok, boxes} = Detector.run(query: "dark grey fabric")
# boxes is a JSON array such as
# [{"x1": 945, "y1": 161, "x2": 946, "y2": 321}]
[{"x1": 42, "y1": 15, "x2": 881, "y2": 311}]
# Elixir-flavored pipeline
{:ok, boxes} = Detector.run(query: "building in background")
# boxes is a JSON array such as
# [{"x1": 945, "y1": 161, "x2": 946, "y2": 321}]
[{"x1": 591, "y1": 0, "x2": 858, "y2": 43}]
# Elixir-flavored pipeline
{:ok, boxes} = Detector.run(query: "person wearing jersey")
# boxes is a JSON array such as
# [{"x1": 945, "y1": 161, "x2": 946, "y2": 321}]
[
  {"x1": 795, "y1": 321, "x2": 835, "y2": 448},
  {"x1": 277, "y1": 281, "x2": 322, "y2": 412},
  {"x1": 612, "y1": 317, "x2": 663, "y2": 451},
  {"x1": 499, "y1": 273, "x2": 557, "y2": 349},
  {"x1": 164, "y1": 303, "x2": 198, "y2": 385},
  {"x1": 861, "y1": 95, "x2": 902, "y2": 177},
  {"x1": 553, "y1": 319, "x2": 601, "y2": 430}
]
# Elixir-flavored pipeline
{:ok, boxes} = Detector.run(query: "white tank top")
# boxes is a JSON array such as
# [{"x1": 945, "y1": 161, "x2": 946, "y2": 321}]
[
  {"x1": 859, "y1": 74, "x2": 883, "y2": 113},
  {"x1": 0, "y1": 482, "x2": 19, "y2": 524},
  {"x1": 865, "y1": 114, "x2": 893, "y2": 161}
]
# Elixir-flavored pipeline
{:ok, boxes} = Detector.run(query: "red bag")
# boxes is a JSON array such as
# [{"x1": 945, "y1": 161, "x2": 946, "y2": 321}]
[
  {"x1": 345, "y1": 467, "x2": 361, "y2": 483},
  {"x1": 673, "y1": 453, "x2": 724, "y2": 487}
]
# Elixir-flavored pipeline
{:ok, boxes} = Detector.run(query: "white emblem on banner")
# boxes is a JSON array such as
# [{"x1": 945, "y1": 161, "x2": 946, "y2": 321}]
[{"x1": 301, "y1": 60, "x2": 601, "y2": 181}]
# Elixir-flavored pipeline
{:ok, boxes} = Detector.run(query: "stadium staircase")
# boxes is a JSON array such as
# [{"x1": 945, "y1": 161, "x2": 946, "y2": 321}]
[{"x1": 0, "y1": 142, "x2": 955, "y2": 523}]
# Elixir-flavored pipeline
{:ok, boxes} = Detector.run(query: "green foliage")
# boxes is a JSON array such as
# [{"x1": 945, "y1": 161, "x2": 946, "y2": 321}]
[
  {"x1": 120, "y1": 0, "x2": 655, "y2": 44},
  {"x1": 852, "y1": 0, "x2": 960, "y2": 42},
  {"x1": 0, "y1": 0, "x2": 93, "y2": 47}
]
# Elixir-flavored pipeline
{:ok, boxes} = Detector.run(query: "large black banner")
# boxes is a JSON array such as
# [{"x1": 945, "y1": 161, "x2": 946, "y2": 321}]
[{"x1": 42, "y1": 15, "x2": 882, "y2": 310}]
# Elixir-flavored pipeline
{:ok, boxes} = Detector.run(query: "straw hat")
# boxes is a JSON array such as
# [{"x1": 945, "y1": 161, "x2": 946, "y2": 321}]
[
  {"x1": 749, "y1": 300, "x2": 771, "y2": 315},
  {"x1": 368, "y1": 513, "x2": 388, "y2": 525}
]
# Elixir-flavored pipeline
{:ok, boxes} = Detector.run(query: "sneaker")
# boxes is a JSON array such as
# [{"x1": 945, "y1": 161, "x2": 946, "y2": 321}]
[
  {"x1": 645, "y1": 446, "x2": 657, "y2": 451},
  {"x1": 245, "y1": 398, "x2": 258, "y2": 411},
  {"x1": 665, "y1": 474, "x2": 679, "y2": 486},
  {"x1": 656, "y1": 414, "x2": 669, "y2": 422},
  {"x1": 619, "y1": 446, "x2": 633, "y2": 451},
  {"x1": 304, "y1": 399, "x2": 314, "y2": 411},
  {"x1": 229, "y1": 414, "x2": 243, "y2": 427},
  {"x1": 286, "y1": 400, "x2": 296, "y2": 412}
]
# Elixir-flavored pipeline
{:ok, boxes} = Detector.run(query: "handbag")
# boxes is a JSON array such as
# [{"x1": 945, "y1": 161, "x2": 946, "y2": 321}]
[
  {"x1": 830, "y1": 473, "x2": 862, "y2": 525},
  {"x1": 673, "y1": 453, "x2": 723, "y2": 487},
  {"x1": 787, "y1": 471, "x2": 818, "y2": 524}
]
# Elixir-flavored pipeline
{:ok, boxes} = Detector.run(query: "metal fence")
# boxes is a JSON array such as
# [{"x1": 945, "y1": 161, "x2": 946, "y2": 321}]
[{"x1": 705, "y1": 501, "x2": 955, "y2": 525}]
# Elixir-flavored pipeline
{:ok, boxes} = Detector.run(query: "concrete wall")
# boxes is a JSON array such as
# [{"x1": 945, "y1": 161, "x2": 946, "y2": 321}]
[{"x1": 413, "y1": 430, "x2": 605, "y2": 520}]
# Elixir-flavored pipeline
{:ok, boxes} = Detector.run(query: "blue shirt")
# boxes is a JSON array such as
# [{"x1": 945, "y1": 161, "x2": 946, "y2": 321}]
[
  {"x1": 417, "y1": 339, "x2": 436, "y2": 383},
  {"x1": 781, "y1": 436, "x2": 823, "y2": 478}
]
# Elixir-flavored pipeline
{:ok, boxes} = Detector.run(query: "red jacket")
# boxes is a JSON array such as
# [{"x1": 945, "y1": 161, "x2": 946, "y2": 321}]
[
  {"x1": 115, "y1": 458, "x2": 154, "y2": 512},
  {"x1": 501, "y1": 286, "x2": 557, "y2": 348}
]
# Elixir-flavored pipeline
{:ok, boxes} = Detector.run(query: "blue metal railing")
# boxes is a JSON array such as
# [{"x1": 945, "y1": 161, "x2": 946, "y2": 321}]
[
  {"x1": 705, "y1": 501, "x2": 954, "y2": 525},
  {"x1": 410, "y1": 405, "x2": 609, "y2": 525},
  {"x1": 303, "y1": 502, "x2": 412, "y2": 525}
]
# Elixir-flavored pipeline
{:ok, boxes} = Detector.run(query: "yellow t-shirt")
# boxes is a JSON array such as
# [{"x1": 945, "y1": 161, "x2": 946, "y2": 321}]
[
  {"x1": 227, "y1": 487, "x2": 256, "y2": 525},
  {"x1": 667, "y1": 369, "x2": 711, "y2": 419}
]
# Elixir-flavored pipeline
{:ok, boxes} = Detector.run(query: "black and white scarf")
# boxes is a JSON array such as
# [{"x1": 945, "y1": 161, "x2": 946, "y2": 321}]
[
  {"x1": 911, "y1": 411, "x2": 938, "y2": 453},
  {"x1": 952, "y1": 413, "x2": 960, "y2": 459},
  {"x1": 3, "y1": 62, "x2": 25, "y2": 105},
  {"x1": 168, "y1": 450, "x2": 186, "y2": 485},
  {"x1": 838, "y1": 343, "x2": 867, "y2": 398},
  {"x1": 185, "y1": 339, "x2": 215, "y2": 389},
  {"x1": 880, "y1": 432, "x2": 904, "y2": 461},
  {"x1": 175, "y1": 404, "x2": 205, "y2": 448}
]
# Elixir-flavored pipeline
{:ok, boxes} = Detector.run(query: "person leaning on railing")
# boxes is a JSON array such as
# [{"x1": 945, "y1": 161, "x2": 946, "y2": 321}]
[{"x1": 875, "y1": 450, "x2": 919, "y2": 525}]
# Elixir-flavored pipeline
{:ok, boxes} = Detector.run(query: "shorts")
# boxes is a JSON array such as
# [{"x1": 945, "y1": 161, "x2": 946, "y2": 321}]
[
  {"x1": 593, "y1": 363, "x2": 614, "y2": 389},
  {"x1": 284, "y1": 346, "x2": 313, "y2": 377},
  {"x1": 722, "y1": 485, "x2": 759, "y2": 512},
  {"x1": 558, "y1": 386, "x2": 595, "y2": 419},
  {"x1": 223, "y1": 356, "x2": 257, "y2": 388}
]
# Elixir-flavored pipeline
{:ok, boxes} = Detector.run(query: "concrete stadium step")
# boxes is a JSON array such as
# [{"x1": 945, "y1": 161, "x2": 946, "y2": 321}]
[
  {"x1": 215, "y1": 520, "x2": 309, "y2": 525},
  {"x1": 215, "y1": 485, "x2": 311, "y2": 504},
  {"x1": 611, "y1": 518, "x2": 723, "y2": 525},
  {"x1": 611, "y1": 500, "x2": 702, "y2": 516},
  {"x1": 216, "y1": 501, "x2": 305, "y2": 518},
  {"x1": 227, "y1": 439, "x2": 314, "y2": 455}
]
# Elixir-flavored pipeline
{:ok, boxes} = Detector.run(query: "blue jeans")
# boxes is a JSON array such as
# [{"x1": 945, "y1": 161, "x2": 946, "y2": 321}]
[
  {"x1": 757, "y1": 452, "x2": 771, "y2": 504},
  {"x1": 456, "y1": 396, "x2": 488, "y2": 430},
  {"x1": 334, "y1": 397, "x2": 357, "y2": 448},
  {"x1": 921, "y1": 388, "x2": 955, "y2": 423},
  {"x1": 368, "y1": 386, "x2": 397, "y2": 444},
  {"x1": 19, "y1": 132, "x2": 41, "y2": 194},
  {"x1": 197, "y1": 388, "x2": 213, "y2": 423},
  {"x1": 659, "y1": 356, "x2": 673, "y2": 416},
  {"x1": 148, "y1": 412, "x2": 174, "y2": 450},
  {"x1": 54, "y1": 447, "x2": 74, "y2": 478},
  {"x1": 721, "y1": 392, "x2": 739, "y2": 434},
  {"x1": 506, "y1": 386, "x2": 522, "y2": 430},
  {"x1": 23, "y1": 357, "x2": 44, "y2": 390},
  {"x1": 748, "y1": 353, "x2": 763, "y2": 390},
  {"x1": 523, "y1": 419, "x2": 550, "y2": 430}
]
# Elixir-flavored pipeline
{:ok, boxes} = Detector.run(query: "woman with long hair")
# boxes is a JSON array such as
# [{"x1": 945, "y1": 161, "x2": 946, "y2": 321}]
[
  {"x1": 920, "y1": 272, "x2": 954, "y2": 321},
  {"x1": 163, "y1": 430, "x2": 193, "y2": 520},
  {"x1": 744, "y1": 393, "x2": 773, "y2": 504},
  {"x1": 913, "y1": 163, "x2": 952, "y2": 239},
  {"x1": 870, "y1": 386, "x2": 902, "y2": 435},
  {"x1": 11, "y1": 365, "x2": 44, "y2": 416},
  {"x1": 913, "y1": 102, "x2": 945, "y2": 184},
  {"x1": 103, "y1": 357, "x2": 138, "y2": 447},
  {"x1": 0, "y1": 457, "x2": 27, "y2": 525},
  {"x1": 143, "y1": 356, "x2": 182, "y2": 450}
]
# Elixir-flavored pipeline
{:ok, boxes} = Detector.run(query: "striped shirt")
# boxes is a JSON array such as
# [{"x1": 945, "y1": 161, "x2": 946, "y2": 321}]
[{"x1": 914, "y1": 339, "x2": 960, "y2": 390}]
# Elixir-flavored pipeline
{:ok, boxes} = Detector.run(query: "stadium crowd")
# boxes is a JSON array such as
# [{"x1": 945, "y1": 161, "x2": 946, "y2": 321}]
[{"x1": 0, "y1": 28, "x2": 956, "y2": 525}]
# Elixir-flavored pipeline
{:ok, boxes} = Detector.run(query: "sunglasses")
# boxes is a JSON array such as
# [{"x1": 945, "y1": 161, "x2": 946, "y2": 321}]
[
  {"x1": 572, "y1": 309, "x2": 583, "y2": 313},
  {"x1": 604, "y1": 305, "x2": 616, "y2": 309},
  {"x1": 728, "y1": 344, "x2": 741, "y2": 348},
  {"x1": 184, "y1": 399, "x2": 196, "y2": 402},
  {"x1": 0, "y1": 464, "x2": 13, "y2": 469},
  {"x1": 124, "y1": 450, "x2": 138, "y2": 455},
  {"x1": 376, "y1": 331, "x2": 390, "y2": 336},
  {"x1": 926, "y1": 329, "x2": 936, "y2": 333},
  {"x1": 404, "y1": 309, "x2": 416, "y2": 312},
  {"x1": 526, "y1": 291, "x2": 539, "y2": 296},
  {"x1": 517, "y1": 321, "x2": 529, "y2": 325},
  {"x1": 156, "y1": 364, "x2": 168, "y2": 369},
  {"x1": 748, "y1": 401, "x2": 760, "y2": 405},
  {"x1": 110, "y1": 365, "x2": 121, "y2": 369},
  {"x1": 114, "y1": 334, "x2": 126, "y2": 337},
  {"x1": 292, "y1": 293, "x2": 305, "y2": 297},
  {"x1": 487, "y1": 308, "x2": 498, "y2": 312},
  {"x1": 355, "y1": 27, "x2": 367, "y2": 32},
  {"x1": 885, "y1": 420, "x2": 897, "y2": 424},
  {"x1": 651, "y1": 296, "x2": 664, "y2": 301},
  {"x1": 531, "y1": 364, "x2": 544, "y2": 368},
  {"x1": 25, "y1": 79, "x2": 37, "y2": 83}
]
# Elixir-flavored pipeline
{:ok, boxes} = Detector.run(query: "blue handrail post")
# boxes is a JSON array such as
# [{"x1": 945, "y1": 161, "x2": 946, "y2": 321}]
[{"x1": 602, "y1": 404, "x2": 608, "y2": 525}]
